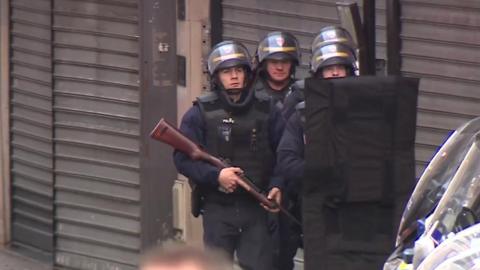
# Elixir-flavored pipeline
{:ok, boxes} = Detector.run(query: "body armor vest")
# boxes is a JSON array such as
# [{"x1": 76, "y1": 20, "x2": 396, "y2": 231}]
[
  {"x1": 197, "y1": 92, "x2": 274, "y2": 195},
  {"x1": 253, "y1": 77, "x2": 294, "y2": 111}
]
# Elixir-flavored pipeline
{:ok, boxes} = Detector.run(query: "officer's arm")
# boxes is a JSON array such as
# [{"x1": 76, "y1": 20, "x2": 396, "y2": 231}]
[
  {"x1": 267, "y1": 105, "x2": 286, "y2": 190},
  {"x1": 282, "y1": 81, "x2": 304, "y2": 121},
  {"x1": 277, "y1": 112, "x2": 305, "y2": 182},
  {"x1": 173, "y1": 105, "x2": 220, "y2": 187}
]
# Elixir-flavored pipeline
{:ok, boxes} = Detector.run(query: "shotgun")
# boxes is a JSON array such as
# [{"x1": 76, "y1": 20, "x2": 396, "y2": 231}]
[{"x1": 150, "y1": 118, "x2": 301, "y2": 225}]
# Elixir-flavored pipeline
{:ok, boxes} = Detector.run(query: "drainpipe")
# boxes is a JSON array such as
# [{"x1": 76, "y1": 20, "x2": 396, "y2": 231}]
[
  {"x1": 0, "y1": 0, "x2": 11, "y2": 247},
  {"x1": 386, "y1": 0, "x2": 401, "y2": 75}
]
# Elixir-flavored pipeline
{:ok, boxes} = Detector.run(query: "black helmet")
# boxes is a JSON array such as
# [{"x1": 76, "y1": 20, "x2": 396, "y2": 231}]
[
  {"x1": 256, "y1": 31, "x2": 300, "y2": 64},
  {"x1": 311, "y1": 26, "x2": 356, "y2": 55},
  {"x1": 207, "y1": 40, "x2": 252, "y2": 76},
  {"x1": 310, "y1": 43, "x2": 357, "y2": 74}
]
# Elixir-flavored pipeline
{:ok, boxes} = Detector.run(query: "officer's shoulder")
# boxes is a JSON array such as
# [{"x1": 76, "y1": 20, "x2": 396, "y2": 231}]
[
  {"x1": 181, "y1": 104, "x2": 203, "y2": 124},
  {"x1": 295, "y1": 101, "x2": 305, "y2": 110},
  {"x1": 286, "y1": 79, "x2": 305, "y2": 98},
  {"x1": 196, "y1": 91, "x2": 218, "y2": 104},
  {"x1": 292, "y1": 79, "x2": 305, "y2": 90}
]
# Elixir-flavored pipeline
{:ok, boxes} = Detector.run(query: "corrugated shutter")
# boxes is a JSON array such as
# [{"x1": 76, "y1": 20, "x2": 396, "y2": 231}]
[
  {"x1": 400, "y1": 0, "x2": 480, "y2": 176},
  {"x1": 52, "y1": 0, "x2": 140, "y2": 269},
  {"x1": 9, "y1": 0, "x2": 54, "y2": 260}
]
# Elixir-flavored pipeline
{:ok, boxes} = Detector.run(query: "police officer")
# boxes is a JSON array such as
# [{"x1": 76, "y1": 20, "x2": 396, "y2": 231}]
[
  {"x1": 251, "y1": 31, "x2": 301, "y2": 270},
  {"x1": 283, "y1": 25, "x2": 356, "y2": 121},
  {"x1": 278, "y1": 42, "x2": 358, "y2": 204},
  {"x1": 253, "y1": 31, "x2": 300, "y2": 107},
  {"x1": 277, "y1": 44, "x2": 357, "y2": 270},
  {"x1": 173, "y1": 40, "x2": 285, "y2": 270}
]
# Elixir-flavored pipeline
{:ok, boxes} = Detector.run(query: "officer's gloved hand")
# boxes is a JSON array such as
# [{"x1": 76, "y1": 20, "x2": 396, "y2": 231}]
[
  {"x1": 262, "y1": 187, "x2": 282, "y2": 213},
  {"x1": 218, "y1": 167, "x2": 243, "y2": 193}
]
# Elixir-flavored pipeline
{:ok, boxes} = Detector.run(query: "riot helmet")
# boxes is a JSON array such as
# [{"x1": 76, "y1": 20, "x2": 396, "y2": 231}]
[
  {"x1": 207, "y1": 40, "x2": 252, "y2": 76},
  {"x1": 311, "y1": 26, "x2": 356, "y2": 55},
  {"x1": 310, "y1": 43, "x2": 357, "y2": 75},
  {"x1": 256, "y1": 31, "x2": 300, "y2": 64},
  {"x1": 207, "y1": 41, "x2": 256, "y2": 112}
]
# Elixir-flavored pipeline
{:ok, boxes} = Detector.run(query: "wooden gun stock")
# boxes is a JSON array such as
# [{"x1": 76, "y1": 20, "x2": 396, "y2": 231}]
[
  {"x1": 150, "y1": 118, "x2": 224, "y2": 168},
  {"x1": 150, "y1": 118, "x2": 301, "y2": 225}
]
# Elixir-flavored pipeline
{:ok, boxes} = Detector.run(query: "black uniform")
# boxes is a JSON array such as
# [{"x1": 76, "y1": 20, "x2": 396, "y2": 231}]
[
  {"x1": 173, "y1": 89, "x2": 285, "y2": 270},
  {"x1": 253, "y1": 77, "x2": 302, "y2": 270},
  {"x1": 276, "y1": 107, "x2": 305, "y2": 270}
]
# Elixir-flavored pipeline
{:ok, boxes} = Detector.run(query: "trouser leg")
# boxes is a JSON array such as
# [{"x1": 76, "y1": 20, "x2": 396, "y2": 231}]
[
  {"x1": 236, "y1": 202, "x2": 274, "y2": 270},
  {"x1": 202, "y1": 202, "x2": 239, "y2": 260},
  {"x1": 278, "y1": 196, "x2": 303, "y2": 270}
]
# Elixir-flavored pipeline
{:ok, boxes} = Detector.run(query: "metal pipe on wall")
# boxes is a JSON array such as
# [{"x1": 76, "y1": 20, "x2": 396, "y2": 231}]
[
  {"x1": 139, "y1": 0, "x2": 178, "y2": 250},
  {"x1": 386, "y1": 0, "x2": 401, "y2": 75},
  {"x1": 362, "y1": 0, "x2": 376, "y2": 75},
  {"x1": 209, "y1": 0, "x2": 222, "y2": 47},
  {"x1": 0, "y1": 0, "x2": 11, "y2": 247}
]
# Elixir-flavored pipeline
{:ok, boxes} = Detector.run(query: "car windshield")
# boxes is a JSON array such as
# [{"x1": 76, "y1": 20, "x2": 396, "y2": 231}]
[
  {"x1": 397, "y1": 117, "x2": 480, "y2": 245},
  {"x1": 424, "y1": 133, "x2": 480, "y2": 240}
]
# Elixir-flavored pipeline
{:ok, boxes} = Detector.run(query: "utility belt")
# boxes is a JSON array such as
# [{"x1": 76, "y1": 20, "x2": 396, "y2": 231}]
[
  {"x1": 190, "y1": 184, "x2": 257, "y2": 217},
  {"x1": 203, "y1": 189, "x2": 256, "y2": 205}
]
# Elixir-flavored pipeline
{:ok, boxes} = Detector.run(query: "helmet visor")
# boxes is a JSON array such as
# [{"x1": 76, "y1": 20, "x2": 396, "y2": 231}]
[
  {"x1": 311, "y1": 43, "x2": 357, "y2": 73},
  {"x1": 312, "y1": 26, "x2": 356, "y2": 54},
  {"x1": 257, "y1": 32, "x2": 300, "y2": 64},
  {"x1": 208, "y1": 41, "x2": 251, "y2": 75}
]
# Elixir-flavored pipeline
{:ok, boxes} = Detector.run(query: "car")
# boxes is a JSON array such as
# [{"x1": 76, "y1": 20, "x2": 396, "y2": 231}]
[{"x1": 384, "y1": 117, "x2": 480, "y2": 270}]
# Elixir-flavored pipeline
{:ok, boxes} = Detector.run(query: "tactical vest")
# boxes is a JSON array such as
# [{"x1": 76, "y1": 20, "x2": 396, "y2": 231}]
[
  {"x1": 253, "y1": 77, "x2": 294, "y2": 111},
  {"x1": 197, "y1": 92, "x2": 274, "y2": 196}
]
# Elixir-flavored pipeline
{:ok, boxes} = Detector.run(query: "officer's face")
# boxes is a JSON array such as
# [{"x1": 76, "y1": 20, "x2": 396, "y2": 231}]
[
  {"x1": 322, "y1": 64, "x2": 347, "y2": 79},
  {"x1": 218, "y1": 66, "x2": 246, "y2": 89},
  {"x1": 266, "y1": 59, "x2": 292, "y2": 83}
]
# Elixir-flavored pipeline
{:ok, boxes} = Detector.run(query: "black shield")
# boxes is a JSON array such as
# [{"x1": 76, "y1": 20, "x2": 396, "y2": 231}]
[{"x1": 302, "y1": 75, "x2": 419, "y2": 270}]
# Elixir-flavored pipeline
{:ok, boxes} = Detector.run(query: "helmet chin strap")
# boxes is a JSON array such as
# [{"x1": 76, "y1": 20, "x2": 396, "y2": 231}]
[{"x1": 225, "y1": 88, "x2": 243, "y2": 96}]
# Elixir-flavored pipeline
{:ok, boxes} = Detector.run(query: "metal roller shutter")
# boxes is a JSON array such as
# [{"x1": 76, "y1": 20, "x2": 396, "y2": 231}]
[
  {"x1": 52, "y1": 0, "x2": 140, "y2": 269},
  {"x1": 400, "y1": 0, "x2": 480, "y2": 176},
  {"x1": 9, "y1": 0, "x2": 54, "y2": 260}
]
